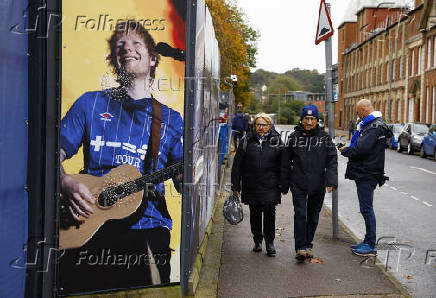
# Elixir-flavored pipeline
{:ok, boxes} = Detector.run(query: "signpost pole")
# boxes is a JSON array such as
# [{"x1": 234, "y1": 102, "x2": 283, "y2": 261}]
[{"x1": 323, "y1": 2, "x2": 339, "y2": 239}]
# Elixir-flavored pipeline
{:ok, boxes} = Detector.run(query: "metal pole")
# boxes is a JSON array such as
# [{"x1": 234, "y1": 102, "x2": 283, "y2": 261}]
[
  {"x1": 388, "y1": 38, "x2": 393, "y2": 122},
  {"x1": 278, "y1": 89, "x2": 281, "y2": 124},
  {"x1": 325, "y1": 3, "x2": 339, "y2": 239},
  {"x1": 228, "y1": 90, "x2": 234, "y2": 155},
  {"x1": 181, "y1": 0, "x2": 196, "y2": 294}
]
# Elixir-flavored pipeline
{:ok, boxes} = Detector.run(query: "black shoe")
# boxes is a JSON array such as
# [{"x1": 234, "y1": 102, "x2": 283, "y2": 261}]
[
  {"x1": 266, "y1": 242, "x2": 276, "y2": 256},
  {"x1": 252, "y1": 242, "x2": 262, "y2": 252}
]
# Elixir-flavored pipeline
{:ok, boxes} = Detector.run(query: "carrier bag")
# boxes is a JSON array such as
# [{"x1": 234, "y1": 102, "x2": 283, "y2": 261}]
[{"x1": 223, "y1": 194, "x2": 243, "y2": 225}]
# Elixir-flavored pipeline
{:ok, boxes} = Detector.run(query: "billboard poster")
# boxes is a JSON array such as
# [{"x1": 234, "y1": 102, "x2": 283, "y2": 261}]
[{"x1": 59, "y1": 0, "x2": 185, "y2": 294}]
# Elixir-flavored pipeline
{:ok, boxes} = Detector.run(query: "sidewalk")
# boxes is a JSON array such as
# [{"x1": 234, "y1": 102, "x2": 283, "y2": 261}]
[{"x1": 194, "y1": 156, "x2": 409, "y2": 298}]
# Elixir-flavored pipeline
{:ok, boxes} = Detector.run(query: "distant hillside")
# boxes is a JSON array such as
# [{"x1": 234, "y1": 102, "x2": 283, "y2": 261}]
[{"x1": 251, "y1": 68, "x2": 325, "y2": 93}]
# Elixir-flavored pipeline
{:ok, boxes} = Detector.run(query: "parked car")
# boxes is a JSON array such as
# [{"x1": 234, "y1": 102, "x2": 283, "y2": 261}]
[
  {"x1": 318, "y1": 118, "x2": 325, "y2": 130},
  {"x1": 386, "y1": 123, "x2": 403, "y2": 149},
  {"x1": 397, "y1": 123, "x2": 429, "y2": 155},
  {"x1": 420, "y1": 124, "x2": 436, "y2": 160}
]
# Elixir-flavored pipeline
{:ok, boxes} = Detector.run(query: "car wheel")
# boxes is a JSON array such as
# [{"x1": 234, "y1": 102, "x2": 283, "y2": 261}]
[
  {"x1": 407, "y1": 142, "x2": 414, "y2": 155},
  {"x1": 397, "y1": 142, "x2": 402, "y2": 152},
  {"x1": 434, "y1": 149, "x2": 436, "y2": 161},
  {"x1": 420, "y1": 146, "x2": 426, "y2": 158}
]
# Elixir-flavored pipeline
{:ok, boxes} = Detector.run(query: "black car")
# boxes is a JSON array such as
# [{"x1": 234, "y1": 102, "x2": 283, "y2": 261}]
[{"x1": 397, "y1": 123, "x2": 429, "y2": 155}]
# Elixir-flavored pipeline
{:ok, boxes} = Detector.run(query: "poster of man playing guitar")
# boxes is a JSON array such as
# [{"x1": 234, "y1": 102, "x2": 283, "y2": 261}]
[{"x1": 58, "y1": 0, "x2": 186, "y2": 294}]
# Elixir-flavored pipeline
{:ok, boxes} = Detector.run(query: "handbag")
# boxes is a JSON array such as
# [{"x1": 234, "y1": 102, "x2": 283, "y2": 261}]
[{"x1": 223, "y1": 194, "x2": 243, "y2": 225}]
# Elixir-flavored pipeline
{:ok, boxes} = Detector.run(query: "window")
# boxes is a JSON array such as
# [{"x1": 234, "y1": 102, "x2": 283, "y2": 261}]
[
  {"x1": 366, "y1": 70, "x2": 369, "y2": 88},
  {"x1": 427, "y1": 86, "x2": 430, "y2": 123},
  {"x1": 376, "y1": 65, "x2": 379, "y2": 85},
  {"x1": 428, "y1": 38, "x2": 432, "y2": 70},
  {"x1": 411, "y1": 49, "x2": 415, "y2": 76},
  {"x1": 397, "y1": 98, "x2": 402, "y2": 122},
  {"x1": 433, "y1": 86, "x2": 436, "y2": 123},
  {"x1": 418, "y1": 47, "x2": 421, "y2": 74},
  {"x1": 386, "y1": 62, "x2": 389, "y2": 82},
  {"x1": 434, "y1": 37, "x2": 436, "y2": 68},
  {"x1": 400, "y1": 56, "x2": 404, "y2": 78}
]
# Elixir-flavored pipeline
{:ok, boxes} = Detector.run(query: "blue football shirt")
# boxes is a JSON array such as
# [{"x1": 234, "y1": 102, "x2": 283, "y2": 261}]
[{"x1": 61, "y1": 90, "x2": 184, "y2": 230}]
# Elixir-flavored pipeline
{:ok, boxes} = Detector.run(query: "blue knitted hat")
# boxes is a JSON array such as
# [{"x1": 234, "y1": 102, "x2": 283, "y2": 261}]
[{"x1": 300, "y1": 105, "x2": 319, "y2": 121}]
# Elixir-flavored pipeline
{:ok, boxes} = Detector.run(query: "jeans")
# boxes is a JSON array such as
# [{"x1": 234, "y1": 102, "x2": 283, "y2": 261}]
[
  {"x1": 355, "y1": 178, "x2": 378, "y2": 248},
  {"x1": 291, "y1": 188, "x2": 325, "y2": 251},
  {"x1": 249, "y1": 203, "x2": 276, "y2": 243},
  {"x1": 59, "y1": 227, "x2": 171, "y2": 294}
]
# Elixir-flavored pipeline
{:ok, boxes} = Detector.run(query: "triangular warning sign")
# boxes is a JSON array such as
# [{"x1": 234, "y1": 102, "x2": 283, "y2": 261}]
[{"x1": 315, "y1": 0, "x2": 334, "y2": 45}]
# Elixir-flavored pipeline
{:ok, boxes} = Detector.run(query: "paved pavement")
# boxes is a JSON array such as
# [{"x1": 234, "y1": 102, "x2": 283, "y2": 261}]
[
  {"x1": 327, "y1": 142, "x2": 436, "y2": 297},
  {"x1": 194, "y1": 155, "x2": 409, "y2": 298}
]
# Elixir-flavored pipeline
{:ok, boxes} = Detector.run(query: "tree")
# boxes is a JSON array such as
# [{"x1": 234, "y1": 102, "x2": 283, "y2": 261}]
[
  {"x1": 206, "y1": 0, "x2": 259, "y2": 108},
  {"x1": 247, "y1": 93, "x2": 262, "y2": 114},
  {"x1": 269, "y1": 75, "x2": 300, "y2": 93}
]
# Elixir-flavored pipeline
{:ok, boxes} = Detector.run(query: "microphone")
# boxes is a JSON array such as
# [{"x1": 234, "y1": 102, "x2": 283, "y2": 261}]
[{"x1": 156, "y1": 42, "x2": 185, "y2": 61}]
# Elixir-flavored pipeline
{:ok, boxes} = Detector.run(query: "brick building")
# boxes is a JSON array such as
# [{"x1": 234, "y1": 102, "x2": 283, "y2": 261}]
[
  {"x1": 336, "y1": 0, "x2": 436, "y2": 128},
  {"x1": 287, "y1": 91, "x2": 326, "y2": 114}
]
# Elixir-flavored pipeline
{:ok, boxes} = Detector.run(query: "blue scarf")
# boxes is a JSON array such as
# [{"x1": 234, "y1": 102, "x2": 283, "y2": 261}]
[{"x1": 349, "y1": 111, "x2": 382, "y2": 147}]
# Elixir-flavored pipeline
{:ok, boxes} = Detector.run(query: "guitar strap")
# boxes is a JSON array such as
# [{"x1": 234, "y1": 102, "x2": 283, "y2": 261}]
[
  {"x1": 151, "y1": 97, "x2": 162, "y2": 172},
  {"x1": 142, "y1": 97, "x2": 161, "y2": 173},
  {"x1": 141, "y1": 97, "x2": 171, "y2": 220}
]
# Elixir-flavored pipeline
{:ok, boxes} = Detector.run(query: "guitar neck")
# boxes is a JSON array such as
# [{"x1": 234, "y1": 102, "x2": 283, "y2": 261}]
[
  {"x1": 134, "y1": 162, "x2": 184, "y2": 191},
  {"x1": 98, "y1": 162, "x2": 183, "y2": 207}
]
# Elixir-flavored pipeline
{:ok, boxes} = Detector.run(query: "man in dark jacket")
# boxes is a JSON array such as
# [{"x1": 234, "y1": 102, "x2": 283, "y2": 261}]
[
  {"x1": 338, "y1": 99, "x2": 392, "y2": 257},
  {"x1": 232, "y1": 110, "x2": 248, "y2": 149},
  {"x1": 286, "y1": 105, "x2": 338, "y2": 262},
  {"x1": 348, "y1": 119, "x2": 355, "y2": 140},
  {"x1": 231, "y1": 113, "x2": 288, "y2": 256}
]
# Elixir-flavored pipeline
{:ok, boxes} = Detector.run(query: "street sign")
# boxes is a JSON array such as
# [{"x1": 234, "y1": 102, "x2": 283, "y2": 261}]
[
  {"x1": 333, "y1": 84, "x2": 338, "y2": 102},
  {"x1": 315, "y1": 0, "x2": 334, "y2": 45}
]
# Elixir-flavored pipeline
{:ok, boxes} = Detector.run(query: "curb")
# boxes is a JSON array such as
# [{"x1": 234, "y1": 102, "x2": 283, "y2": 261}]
[{"x1": 323, "y1": 205, "x2": 412, "y2": 297}]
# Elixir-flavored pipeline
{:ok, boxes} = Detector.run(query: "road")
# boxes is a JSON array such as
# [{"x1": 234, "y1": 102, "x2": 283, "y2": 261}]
[{"x1": 276, "y1": 125, "x2": 436, "y2": 297}]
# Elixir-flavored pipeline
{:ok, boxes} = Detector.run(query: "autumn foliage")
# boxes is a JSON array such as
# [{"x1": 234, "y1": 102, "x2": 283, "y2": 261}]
[{"x1": 206, "y1": 0, "x2": 259, "y2": 108}]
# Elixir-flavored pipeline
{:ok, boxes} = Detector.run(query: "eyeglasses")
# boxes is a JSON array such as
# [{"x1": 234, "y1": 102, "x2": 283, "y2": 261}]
[{"x1": 255, "y1": 123, "x2": 270, "y2": 128}]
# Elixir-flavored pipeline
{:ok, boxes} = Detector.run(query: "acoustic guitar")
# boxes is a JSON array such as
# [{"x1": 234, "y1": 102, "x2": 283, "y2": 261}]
[{"x1": 59, "y1": 162, "x2": 183, "y2": 250}]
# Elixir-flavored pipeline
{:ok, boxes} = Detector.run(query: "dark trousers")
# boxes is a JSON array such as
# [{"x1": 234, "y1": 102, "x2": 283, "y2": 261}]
[
  {"x1": 355, "y1": 178, "x2": 378, "y2": 247},
  {"x1": 249, "y1": 203, "x2": 276, "y2": 243},
  {"x1": 233, "y1": 131, "x2": 243, "y2": 149},
  {"x1": 59, "y1": 226, "x2": 171, "y2": 295},
  {"x1": 291, "y1": 188, "x2": 325, "y2": 251}
]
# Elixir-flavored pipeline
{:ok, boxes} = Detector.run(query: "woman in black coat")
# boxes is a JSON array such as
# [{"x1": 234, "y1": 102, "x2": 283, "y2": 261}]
[{"x1": 231, "y1": 113, "x2": 288, "y2": 256}]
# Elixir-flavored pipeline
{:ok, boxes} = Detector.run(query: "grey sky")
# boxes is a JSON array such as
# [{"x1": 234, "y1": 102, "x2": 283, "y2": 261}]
[{"x1": 235, "y1": 0, "x2": 414, "y2": 74}]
